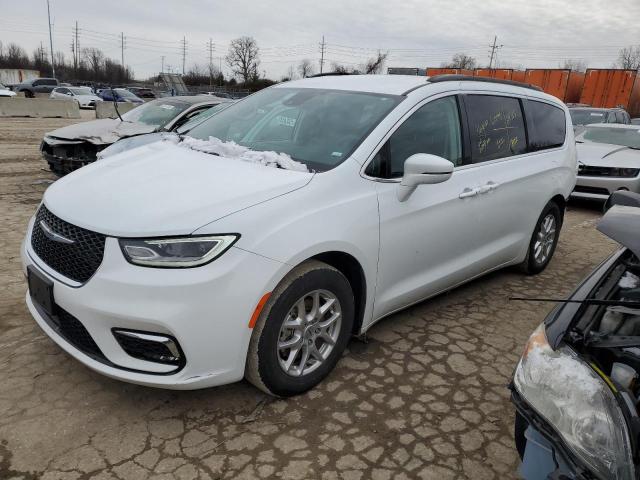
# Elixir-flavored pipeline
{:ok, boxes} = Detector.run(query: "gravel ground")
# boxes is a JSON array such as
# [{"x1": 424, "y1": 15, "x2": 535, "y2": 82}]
[{"x1": 0, "y1": 115, "x2": 618, "y2": 480}]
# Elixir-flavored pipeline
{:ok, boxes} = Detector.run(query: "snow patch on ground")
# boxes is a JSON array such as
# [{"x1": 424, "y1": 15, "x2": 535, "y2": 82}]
[
  {"x1": 619, "y1": 272, "x2": 640, "y2": 289},
  {"x1": 179, "y1": 136, "x2": 309, "y2": 172}
]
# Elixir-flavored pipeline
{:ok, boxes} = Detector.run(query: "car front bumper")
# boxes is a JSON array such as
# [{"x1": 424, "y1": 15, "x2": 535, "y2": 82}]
[
  {"x1": 21, "y1": 215, "x2": 286, "y2": 389},
  {"x1": 571, "y1": 174, "x2": 640, "y2": 201}
]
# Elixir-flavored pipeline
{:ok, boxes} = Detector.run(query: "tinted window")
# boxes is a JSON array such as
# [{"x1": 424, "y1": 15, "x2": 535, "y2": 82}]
[
  {"x1": 466, "y1": 95, "x2": 526, "y2": 162},
  {"x1": 527, "y1": 101, "x2": 566, "y2": 151}
]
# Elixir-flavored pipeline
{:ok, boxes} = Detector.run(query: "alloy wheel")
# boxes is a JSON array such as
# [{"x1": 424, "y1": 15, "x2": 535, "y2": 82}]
[
  {"x1": 533, "y1": 213, "x2": 556, "y2": 264},
  {"x1": 277, "y1": 289, "x2": 342, "y2": 377}
]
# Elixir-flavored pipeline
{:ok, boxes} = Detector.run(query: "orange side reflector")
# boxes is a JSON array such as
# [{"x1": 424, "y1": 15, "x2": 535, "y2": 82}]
[{"x1": 248, "y1": 292, "x2": 271, "y2": 329}]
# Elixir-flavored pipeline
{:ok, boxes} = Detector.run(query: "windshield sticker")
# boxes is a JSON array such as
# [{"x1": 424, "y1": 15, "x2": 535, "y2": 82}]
[
  {"x1": 276, "y1": 115, "x2": 296, "y2": 127},
  {"x1": 160, "y1": 104, "x2": 176, "y2": 110},
  {"x1": 331, "y1": 152, "x2": 343, "y2": 157},
  {"x1": 590, "y1": 113, "x2": 604, "y2": 116}
]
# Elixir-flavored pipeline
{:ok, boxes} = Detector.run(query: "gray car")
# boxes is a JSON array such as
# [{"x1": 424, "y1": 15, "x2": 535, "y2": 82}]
[
  {"x1": 569, "y1": 106, "x2": 630, "y2": 135},
  {"x1": 572, "y1": 123, "x2": 640, "y2": 201}
]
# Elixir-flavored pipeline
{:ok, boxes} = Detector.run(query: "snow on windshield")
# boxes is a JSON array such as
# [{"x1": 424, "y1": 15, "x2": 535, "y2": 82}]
[{"x1": 179, "y1": 135, "x2": 309, "y2": 172}]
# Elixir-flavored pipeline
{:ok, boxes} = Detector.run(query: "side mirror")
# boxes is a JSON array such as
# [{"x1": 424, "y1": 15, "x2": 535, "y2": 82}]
[{"x1": 397, "y1": 154, "x2": 454, "y2": 201}]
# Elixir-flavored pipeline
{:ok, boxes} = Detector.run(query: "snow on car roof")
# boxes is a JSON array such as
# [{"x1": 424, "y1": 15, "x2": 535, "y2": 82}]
[{"x1": 277, "y1": 74, "x2": 428, "y2": 96}]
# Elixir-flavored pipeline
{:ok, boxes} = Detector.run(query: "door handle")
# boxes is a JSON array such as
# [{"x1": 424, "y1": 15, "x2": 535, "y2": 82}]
[{"x1": 459, "y1": 187, "x2": 478, "y2": 199}]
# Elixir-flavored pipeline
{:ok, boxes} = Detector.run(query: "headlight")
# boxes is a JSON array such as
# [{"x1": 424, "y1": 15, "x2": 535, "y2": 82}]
[
  {"x1": 611, "y1": 168, "x2": 640, "y2": 178},
  {"x1": 119, "y1": 235, "x2": 238, "y2": 267},
  {"x1": 514, "y1": 323, "x2": 635, "y2": 480}
]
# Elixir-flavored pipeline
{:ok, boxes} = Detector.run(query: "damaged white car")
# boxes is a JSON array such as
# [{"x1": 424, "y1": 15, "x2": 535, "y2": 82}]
[{"x1": 41, "y1": 96, "x2": 230, "y2": 175}]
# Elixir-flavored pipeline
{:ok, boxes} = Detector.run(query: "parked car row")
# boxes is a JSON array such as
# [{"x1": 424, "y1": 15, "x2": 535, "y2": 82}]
[{"x1": 25, "y1": 73, "x2": 640, "y2": 479}]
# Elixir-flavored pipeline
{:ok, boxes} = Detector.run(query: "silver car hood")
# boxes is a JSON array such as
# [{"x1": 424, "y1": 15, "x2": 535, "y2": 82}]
[
  {"x1": 44, "y1": 119, "x2": 156, "y2": 145},
  {"x1": 577, "y1": 142, "x2": 640, "y2": 169},
  {"x1": 597, "y1": 205, "x2": 640, "y2": 259}
]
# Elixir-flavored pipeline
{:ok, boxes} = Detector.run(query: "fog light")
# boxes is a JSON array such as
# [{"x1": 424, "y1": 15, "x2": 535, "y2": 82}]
[{"x1": 113, "y1": 329, "x2": 184, "y2": 367}]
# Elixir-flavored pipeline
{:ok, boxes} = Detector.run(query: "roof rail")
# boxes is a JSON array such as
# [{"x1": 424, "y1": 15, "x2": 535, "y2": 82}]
[
  {"x1": 428, "y1": 74, "x2": 543, "y2": 92},
  {"x1": 309, "y1": 72, "x2": 353, "y2": 78}
]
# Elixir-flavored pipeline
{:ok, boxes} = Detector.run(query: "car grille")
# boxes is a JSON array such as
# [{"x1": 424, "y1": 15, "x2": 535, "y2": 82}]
[
  {"x1": 574, "y1": 185, "x2": 610, "y2": 196},
  {"x1": 49, "y1": 308, "x2": 105, "y2": 360},
  {"x1": 31, "y1": 206, "x2": 106, "y2": 283}
]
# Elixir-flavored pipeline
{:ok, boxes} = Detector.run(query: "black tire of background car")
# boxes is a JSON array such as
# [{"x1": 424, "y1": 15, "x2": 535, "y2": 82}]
[
  {"x1": 245, "y1": 260, "x2": 354, "y2": 397},
  {"x1": 520, "y1": 201, "x2": 562, "y2": 275},
  {"x1": 24, "y1": 90, "x2": 34, "y2": 98}
]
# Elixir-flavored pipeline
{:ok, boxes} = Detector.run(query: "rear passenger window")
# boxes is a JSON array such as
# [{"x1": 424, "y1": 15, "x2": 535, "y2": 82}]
[
  {"x1": 527, "y1": 101, "x2": 566, "y2": 151},
  {"x1": 465, "y1": 95, "x2": 527, "y2": 162}
]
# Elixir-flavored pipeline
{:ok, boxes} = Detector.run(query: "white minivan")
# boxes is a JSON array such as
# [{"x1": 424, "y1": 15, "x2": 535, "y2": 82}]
[{"x1": 22, "y1": 74, "x2": 576, "y2": 396}]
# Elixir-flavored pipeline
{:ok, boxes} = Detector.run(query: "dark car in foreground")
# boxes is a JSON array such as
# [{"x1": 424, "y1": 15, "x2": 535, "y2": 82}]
[
  {"x1": 41, "y1": 96, "x2": 230, "y2": 175},
  {"x1": 511, "y1": 191, "x2": 640, "y2": 480}
]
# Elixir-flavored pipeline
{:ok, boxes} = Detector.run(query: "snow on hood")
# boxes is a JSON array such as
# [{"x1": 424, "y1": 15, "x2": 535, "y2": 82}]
[
  {"x1": 179, "y1": 135, "x2": 309, "y2": 172},
  {"x1": 44, "y1": 118, "x2": 156, "y2": 145},
  {"x1": 577, "y1": 142, "x2": 640, "y2": 169}
]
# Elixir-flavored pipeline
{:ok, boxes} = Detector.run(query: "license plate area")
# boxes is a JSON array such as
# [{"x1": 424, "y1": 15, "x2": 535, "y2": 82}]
[{"x1": 27, "y1": 266, "x2": 55, "y2": 317}]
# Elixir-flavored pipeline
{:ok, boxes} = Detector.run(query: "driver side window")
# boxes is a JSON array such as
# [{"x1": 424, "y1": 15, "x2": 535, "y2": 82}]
[{"x1": 366, "y1": 96, "x2": 463, "y2": 179}]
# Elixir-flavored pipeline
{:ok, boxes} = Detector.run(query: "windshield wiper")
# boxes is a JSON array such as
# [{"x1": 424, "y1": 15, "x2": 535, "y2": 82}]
[{"x1": 510, "y1": 296, "x2": 640, "y2": 308}]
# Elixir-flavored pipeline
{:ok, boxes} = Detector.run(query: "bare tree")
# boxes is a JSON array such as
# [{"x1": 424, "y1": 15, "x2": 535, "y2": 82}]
[
  {"x1": 363, "y1": 51, "x2": 389, "y2": 74},
  {"x1": 617, "y1": 46, "x2": 640, "y2": 70},
  {"x1": 443, "y1": 53, "x2": 477, "y2": 70},
  {"x1": 562, "y1": 59, "x2": 587, "y2": 72},
  {"x1": 226, "y1": 36, "x2": 260, "y2": 83},
  {"x1": 297, "y1": 59, "x2": 314, "y2": 78},
  {"x1": 82, "y1": 47, "x2": 104, "y2": 78}
]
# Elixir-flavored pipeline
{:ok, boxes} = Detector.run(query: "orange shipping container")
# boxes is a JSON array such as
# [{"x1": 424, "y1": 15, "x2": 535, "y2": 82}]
[
  {"x1": 474, "y1": 69, "x2": 513, "y2": 80},
  {"x1": 426, "y1": 68, "x2": 473, "y2": 76},
  {"x1": 565, "y1": 72, "x2": 585, "y2": 104},
  {"x1": 580, "y1": 69, "x2": 640, "y2": 116},
  {"x1": 524, "y1": 69, "x2": 570, "y2": 100},
  {"x1": 512, "y1": 71, "x2": 526, "y2": 83}
]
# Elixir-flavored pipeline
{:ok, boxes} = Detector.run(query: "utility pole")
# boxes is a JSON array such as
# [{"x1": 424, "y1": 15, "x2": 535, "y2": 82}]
[
  {"x1": 121, "y1": 32, "x2": 125, "y2": 67},
  {"x1": 161, "y1": 55, "x2": 165, "y2": 74},
  {"x1": 74, "y1": 21, "x2": 79, "y2": 72},
  {"x1": 488, "y1": 35, "x2": 503, "y2": 69},
  {"x1": 181, "y1": 36, "x2": 187, "y2": 75},
  {"x1": 207, "y1": 38, "x2": 214, "y2": 87},
  {"x1": 46, "y1": 0, "x2": 56, "y2": 78},
  {"x1": 319, "y1": 35, "x2": 326, "y2": 74}
]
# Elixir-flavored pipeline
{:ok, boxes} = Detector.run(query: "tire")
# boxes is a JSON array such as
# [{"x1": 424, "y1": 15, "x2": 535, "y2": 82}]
[
  {"x1": 23, "y1": 90, "x2": 34, "y2": 98},
  {"x1": 520, "y1": 201, "x2": 562, "y2": 275},
  {"x1": 245, "y1": 260, "x2": 354, "y2": 397}
]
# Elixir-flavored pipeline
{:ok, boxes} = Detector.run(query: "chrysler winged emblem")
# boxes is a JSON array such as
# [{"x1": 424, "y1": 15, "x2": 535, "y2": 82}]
[{"x1": 39, "y1": 220, "x2": 75, "y2": 245}]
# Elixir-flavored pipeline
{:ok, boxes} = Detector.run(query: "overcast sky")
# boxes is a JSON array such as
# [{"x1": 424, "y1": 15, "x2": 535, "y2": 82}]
[{"x1": 1, "y1": 0, "x2": 639, "y2": 80}]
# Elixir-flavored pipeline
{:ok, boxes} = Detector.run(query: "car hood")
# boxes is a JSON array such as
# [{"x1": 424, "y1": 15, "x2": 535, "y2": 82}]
[
  {"x1": 576, "y1": 142, "x2": 640, "y2": 168},
  {"x1": 43, "y1": 141, "x2": 314, "y2": 237},
  {"x1": 44, "y1": 119, "x2": 156, "y2": 145},
  {"x1": 75, "y1": 94, "x2": 101, "y2": 102}
]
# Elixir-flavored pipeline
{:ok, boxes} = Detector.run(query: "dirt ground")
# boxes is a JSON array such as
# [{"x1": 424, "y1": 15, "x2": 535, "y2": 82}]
[{"x1": 0, "y1": 114, "x2": 618, "y2": 480}]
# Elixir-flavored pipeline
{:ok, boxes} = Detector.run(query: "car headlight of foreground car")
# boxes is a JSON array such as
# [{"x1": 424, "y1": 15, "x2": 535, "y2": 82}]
[
  {"x1": 119, "y1": 235, "x2": 238, "y2": 267},
  {"x1": 514, "y1": 323, "x2": 635, "y2": 480}
]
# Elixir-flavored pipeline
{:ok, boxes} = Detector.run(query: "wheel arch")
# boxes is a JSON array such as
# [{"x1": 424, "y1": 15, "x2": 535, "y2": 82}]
[
  {"x1": 549, "y1": 194, "x2": 566, "y2": 224},
  {"x1": 307, "y1": 251, "x2": 367, "y2": 337}
]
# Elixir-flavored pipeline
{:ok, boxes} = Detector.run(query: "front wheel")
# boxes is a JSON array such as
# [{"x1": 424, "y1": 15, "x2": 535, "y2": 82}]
[
  {"x1": 245, "y1": 260, "x2": 354, "y2": 397},
  {"x1": 520, "y1": 202, "x2": 562, "y2": 275}
]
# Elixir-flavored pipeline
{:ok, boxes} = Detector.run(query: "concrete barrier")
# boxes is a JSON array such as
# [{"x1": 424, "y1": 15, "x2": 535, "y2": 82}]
[
  {"x1": 0, "y1": 98, "x2": 80, "y2": 118},
  {"x1": 96, "y1": 102, "x2": 137, "y2": 119}
]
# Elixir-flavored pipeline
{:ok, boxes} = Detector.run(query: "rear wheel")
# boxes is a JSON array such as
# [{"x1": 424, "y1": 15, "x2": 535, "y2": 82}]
[
  {"x1": 520, "y1": 202, "x2": 562, "y2": 274},
  {"x1": 23, "y1": 90, "x2": 34, "y2": 98},
  {"x1": 245, "y1": 260, "x2": 354, "y2": 397}
]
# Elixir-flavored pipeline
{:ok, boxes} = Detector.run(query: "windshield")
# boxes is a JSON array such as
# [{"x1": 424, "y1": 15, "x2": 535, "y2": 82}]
[
  {"x1": 186, "y1": 87, "x2": 401, "y2": 171},
  {"x1": 570, "y1": 109, "x2": 607, "y2": 126},
  {"x1": 176, "y1": 102, "x2": 233, "y2": 134},
  {"x1": 69, "y1": 87, "x2": 92, "y2": 95},
  {"x1": 115, "y1": 88, "x2": 139, "y2": 99},
  {"x1": 121, "y1": 100, "x2": 190, "y2": 127},
  {"x1": 581, "y1": 126, "x2": 640, "y2": 149}
]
